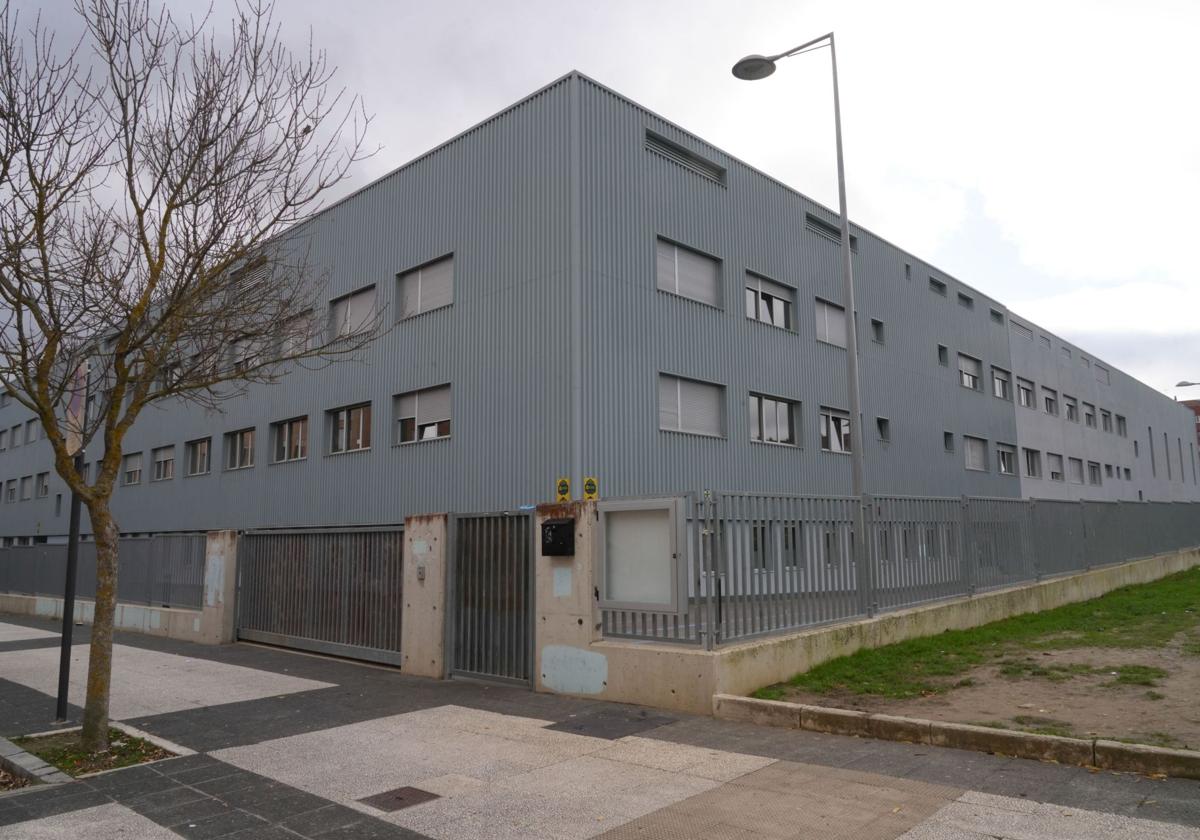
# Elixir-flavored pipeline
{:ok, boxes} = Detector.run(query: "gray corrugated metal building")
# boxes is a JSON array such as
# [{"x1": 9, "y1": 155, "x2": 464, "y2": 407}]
[{"x1": 1, "y1": 71, "x2": 1196, "y2": 539}]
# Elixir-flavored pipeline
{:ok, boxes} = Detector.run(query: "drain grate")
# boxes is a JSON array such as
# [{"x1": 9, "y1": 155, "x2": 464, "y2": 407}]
[{"x1": 358, "y1": 786, "x2": 440, "y2": 812}]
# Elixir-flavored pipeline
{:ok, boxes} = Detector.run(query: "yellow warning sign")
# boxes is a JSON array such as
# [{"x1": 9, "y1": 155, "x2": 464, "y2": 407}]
[
  {"x1": 583, "y1": 476, "x2": 599, "y2": 500},
  {"x1": 555, "y1": 477, "x2": 571, "y2": 502}
]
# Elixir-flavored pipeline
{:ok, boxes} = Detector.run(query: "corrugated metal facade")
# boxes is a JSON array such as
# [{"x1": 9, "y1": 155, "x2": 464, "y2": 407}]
[{"x1": 0, "y1": 72, "x2": 1196, "y2": 538}]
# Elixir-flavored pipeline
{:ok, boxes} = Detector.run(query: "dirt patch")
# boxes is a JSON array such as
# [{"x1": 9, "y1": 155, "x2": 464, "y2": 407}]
[
  {"x1": 13, "y1": 728, "x2": 173, "y2": 777},
  {"x1": 776, "y1": 638, "x2": 1200, "y2": 750},
  {"x1": 0, "y1": 766, "x2": 30, "y2": 791}
]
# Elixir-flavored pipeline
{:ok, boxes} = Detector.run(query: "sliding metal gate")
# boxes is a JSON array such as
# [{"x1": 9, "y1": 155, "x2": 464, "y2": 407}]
[
  {"x1": 237, "y1": 528, "x2": 405, "y2": 666},
  {"x1": 447, "y1": 512, "x2": 534, "y2": 685}
]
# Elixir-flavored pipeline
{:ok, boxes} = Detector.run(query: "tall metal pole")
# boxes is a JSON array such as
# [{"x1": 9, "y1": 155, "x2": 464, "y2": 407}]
[
  {"x1": 55, "y1": 453, "x2": 84, "y2": 722},
  {"x1": 828, "y1": 35, "x2": 872, "y2": 614}
]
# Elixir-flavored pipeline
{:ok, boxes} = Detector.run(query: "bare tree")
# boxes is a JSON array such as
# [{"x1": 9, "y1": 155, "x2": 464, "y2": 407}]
[{"x1": 0, "y1": 0, "x2": 375, "y2": 750}]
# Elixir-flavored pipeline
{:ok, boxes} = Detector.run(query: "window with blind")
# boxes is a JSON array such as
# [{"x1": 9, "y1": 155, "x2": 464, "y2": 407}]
[
  {"x1": 329, "y1": 403, "x2": 371, "y2": 453},
  {"x1": 658, "y1": 374, "x2": 724, "y2": 438},
  {"x1": 122, "y1": 453, "x2": 142, "y2": 485},
  {"x1": 997, "y1": 444, "x2": 1016, "y2": 475},
  {"x1": 958, "y1": 354, "x2": 982, "y2": 390},
  {"x1": 745, "y1": 273, "x2": 793, "y2": 329},
  {"x1": 1068, "y1": 457, "x2": 1084, "y2": 484},
  {"x1": 329, "y1": 286, "x2": 376, "y2": 338},
  {"x1": 1047, "y1": 453, "x2": 1064, "y2": 481},
  {"x1": 964, "y1": 436, "x2": 988, "y2": 472},
  {"x1": 814, "y1": 298, "x2": 847, "y2": 348},
  {"x1": 819, "y1": 407, "x2": 851, "y2": 453},
  {"x1": 394, "y1": 384, "x2": 452, "y2": 444},
  {"x1": 1024, "y1": 448, "x2": 1043, "y2": 478},
  {"x1": 992, "y1": 367, "x2": 1010, "y2": 400},
  {"x1": 152, "y1": 446, "x2": 174, "y2": 481},
  {"x1": 398, "y1": 255, "x2": 454, "y2": 320},
  {"x1": 655, "y1": 238, "x2": 720, "y2": 307}
]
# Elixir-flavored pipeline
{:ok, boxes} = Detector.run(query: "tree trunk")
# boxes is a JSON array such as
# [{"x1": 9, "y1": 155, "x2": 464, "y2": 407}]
[{"x1": 80, "y1": 503, "x2": 119, "y2": 752}]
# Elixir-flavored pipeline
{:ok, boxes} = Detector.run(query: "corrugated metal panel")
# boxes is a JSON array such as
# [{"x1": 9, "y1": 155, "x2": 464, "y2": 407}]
[{"x1": 0, "y1": 71, "x2": 1195, "y2": 537}]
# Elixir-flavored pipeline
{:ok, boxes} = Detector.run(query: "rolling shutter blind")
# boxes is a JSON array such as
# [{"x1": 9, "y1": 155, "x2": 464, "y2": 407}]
[
  {"x1": 759, "y1": 277, "x2": 792, "y2": 303},
  {"x1": 679, "y1": 378, "x2": 723, "y2": 436},
  {"x1": 400, "y1": 257, "x2": 454, "y2": 318},
  {"x1": 655, "y1": 239, "x2": 676, "y2": 294},
  {"x1": 417, "y1": 385, "x2": 451, "y2": 424},
  {"x1": 675, "y1": 247, "x2": 719, "y2": 305},
  {"x1": 959, "y1": 355, "x2": 982, "y2": 379},
  {"x1": 658, "y1": 375, "x2": 679, "y2": 430},
  {"x1": 816, "y1": 300, "x2": 847, "y2": 347},
  {"x1": 397, "y1": 392, "x2": 417, "y2": 419},
  {"x1": 965, "y1": 438, "x2": 986, "y2": 470}
]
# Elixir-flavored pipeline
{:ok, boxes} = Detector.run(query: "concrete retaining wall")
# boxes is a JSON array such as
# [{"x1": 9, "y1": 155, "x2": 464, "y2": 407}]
[
  {"x1": 534, "y1": 538, "x2": 1200, "y2": 715},
  {"x1": 0, "y1": 530, "x2": 237, "y2": 645}
]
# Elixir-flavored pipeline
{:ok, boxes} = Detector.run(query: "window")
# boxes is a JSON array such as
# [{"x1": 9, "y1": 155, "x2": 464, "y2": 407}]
[
  {"x1": 814, "y1": 298, "x2": 847, "y2": 348},
  {"x1": 937, "y1": 344, "x2": 949, "y2": 366},
  {"x1": 1039, "y1": 335, "x2": 1052, "y2": 350},
  {"x1": 1064, "y1": 395, "x2": 1078, "y2": 422},
  {"x1": 10, "y1": 425, "x2": 20, "y2": 446},
  {"x1": 876, "y1": 416, "x2": 890, "y2": 442},
  {"x1": 659, "y1": 375, "x2": 724, "y2": 437},
  {"x1": 1061, "y1": 346, "x2": 1072, "y2": 360},
  {"x1": 398, "y1": 255, "x2": 454, "y2": 319},
  {"x1": 870, "y1": 318, "x2": 885, "y2": 344},
  {"x1": 1095, "y1": 364, "x2": 1110, "y2": 385},
  {"x1": 1024, "y1": 448, "x2": 1042, "y2": 478},
  {"x1": 1087, "y1": 461, "x2": 1102, "y2": 485},
  {"x1": 1047, "y1": 453, "x2": 1064, "y2": 481},
  {"x1": 19, "y1": 475, "x2": 33, "y2": 500},
  {"x1": 656, "y1": 238, "x2": 720, "y2": 307},
  {"x1": 122, "y1": 453, "x2": 142, "y2": 486},
  {"x1": 1124, "y1": 467, "x2": 1132, "y2": 480},
  {"x1": 35, "y1": 473, "x2": 49, "y2": 498},
  {"x1": 229, "y1": 336, "x2": 263, "y2": 372},
  {"x1": 1101, "y1": 410, "x2": 1112, "y2": 433},
  {"x1": 1017, "y1": 378, "x2": 1035, "y2": 408},
  {"x1": 329, "y1": 285, "x2": 376, "y2": 338},
  {"x1": 745, "y1": 273, "x2": 793, "y2": 329},
  {"x1": 905, "y1": 263, "x2": 912, "y2": 282},
  {"x1": 1010, "y1": 320, "x2": 1033, "y2": 340},
  {"x1": 1081, "y1": 356, "x2": 1090, "y2": 368},
  {"x1": 1067, "y1": 457, "x2": 1084, "y2": 484},
  {"x1": 395, "y1": 385, "x2": 452, "y2": 444},
  {"x1": 24, "y1": 419, "x2": 37, "y2": 442},
  {"x1": 1042, "y1": 388, "x2": 1058, "y2": 416},
  {"x1": 1105, "y1": 464, "x2": 1114, "y2": 478},
  {"x1": 1083, "y1": 402, "x2": 1096, "y2": 428},
  {"x1": 943, "y1": 431, "x2": 955, "y2": 452},
  {"x1": 152, "y1": 446, "x2": 174, "y2": 481},
  {"x1": 329, "y1": 403, "x2": 372, "y2": 453},
  {"x1": 820, "y1": 408, "x2": 852, "y2": 453},
  {"x1": 278, "y1": 312, "x2": 314, "y2": 357},
  {"x1": 957, "y1": 292, "x2": 974, "y2": 310},
  {"x1": 1116, "y1": 415, "x2": 1127, "y2": 437},
  {"x1": 749, "y1": 393, "x2": 797, "y2": 445},
  {"x1": 4, "y1": 480, "x2": 13, "y2": 503},
  {"x1": 992, "y1": 368, "x2": 1010, "y2": 400},
  {"x1": 929, "y1": 277, "x2": 947, "y2": 296},
  {"x1": 186, "y1": 438, "x2": 211, "y2": 476},
  {"x1": 997, "y1": 443, "x2": 1016, "y2": 475},
  {"x1": 958, "y1": 354, "x2": 982, "y2": 390},
  {"x1": 0, "y1": 429, "x2": 6, "y2": 450},
  {"x1": 225, "y1": 428, "x2": 255, "y2": 470},
  {"x1": 273, "y1": 417, "x2": 308, "y2": 462},
  {"x1": 964, "y1": 436, "x2": 988, "y2": 471},
  {"x1": 989, "y1": 308, "x2": 1004, "y2": 324}
]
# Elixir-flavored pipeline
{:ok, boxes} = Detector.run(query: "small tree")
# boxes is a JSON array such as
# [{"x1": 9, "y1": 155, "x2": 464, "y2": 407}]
[{"x1": 0, "y1": 0, "x2": 375, "y2": 750}]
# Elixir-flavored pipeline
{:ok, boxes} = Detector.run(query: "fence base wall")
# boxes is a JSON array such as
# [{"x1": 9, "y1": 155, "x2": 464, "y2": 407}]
[
  {"x1": 0, "y1": 530, "x2": 237, "y2": 646},
  {"x1": 549, "y1": 546, "x2": 1200, "y2": 715}
]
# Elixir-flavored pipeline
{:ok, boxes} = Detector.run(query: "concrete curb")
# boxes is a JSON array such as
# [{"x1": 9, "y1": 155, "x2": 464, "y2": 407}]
[
  {"x1": 0, "y1": 735, "x2": 72, "y2": 787},
  {"x1": 712, "y1": 694, "x2": 1200, "y2": 780}
]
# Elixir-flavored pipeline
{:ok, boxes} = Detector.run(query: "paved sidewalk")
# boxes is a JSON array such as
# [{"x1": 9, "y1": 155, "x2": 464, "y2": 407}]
[{"x1": 1, "y1": 615, "x2": 1198, "y2": 839}]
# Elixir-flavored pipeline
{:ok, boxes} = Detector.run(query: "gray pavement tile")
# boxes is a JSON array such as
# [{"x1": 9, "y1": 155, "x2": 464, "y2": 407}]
[
  {"x1": 311, "y1": 820, "x2": 429, "y2": 839},
  {"x1": 165, "y1": 762, "x2": 247, "y2": 787},
  {"x1": 10, "y1": 787, "x2": 111, "y2": 820},
  {"x1": 83, "y1": 767, "x2": 179, "y2": 797},
  {"x1": 171, "y1": 808, "x2": 271, "y2": 839},
  {"x1": 192, "y1": 770, "x2": 275, "y2": 797},
  {"x1": 277, "y1": 803, "x2": 365, "y2": 835},
  {"x1": 145, "y1": 796, "x2": 235, "y2": 828},
  {"x1": 124, "y1": 783, "x2": 212, "y2": 815},
  {"x1": 154, "y1": 753, "x2": 224, "y2": 776},
  {"x1": 233, "y1": 788, "x2": 331, "y2": 823},
  {"x1": 222, "y1": 827, "x2": 306, "y2": 840},
  {"x1": 0, "y1": 802, "x2": 33, "y2": 828}
]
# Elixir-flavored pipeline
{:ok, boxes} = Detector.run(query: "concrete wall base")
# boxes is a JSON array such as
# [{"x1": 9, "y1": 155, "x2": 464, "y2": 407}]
[
  {"x1": 535, "y1": 545, "x2": 1200, "y2": 715},
  {"x1": 0, "y1": 530, "x2": 238, "y2": 646}
]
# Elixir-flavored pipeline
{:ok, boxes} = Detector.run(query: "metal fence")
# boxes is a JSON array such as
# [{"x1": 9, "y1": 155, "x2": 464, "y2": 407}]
[
  {"x1": 0, "y1": 534, "x2": 208, "y2": 609},
  {"x1": 600, "y1": 493, "x2": 1200, "y2": 648},
  {"x1": 236, "y1": 528, "x2": 405, "y2": 666}
]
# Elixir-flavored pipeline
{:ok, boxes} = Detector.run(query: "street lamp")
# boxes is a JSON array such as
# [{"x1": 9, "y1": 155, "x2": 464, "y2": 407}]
[
  {"x1": 1177, "y1": 381, "x2": 1199, "y2": 388},
  {"x1": 733, "y1": 32, "x2": 873, "y2": 613}
]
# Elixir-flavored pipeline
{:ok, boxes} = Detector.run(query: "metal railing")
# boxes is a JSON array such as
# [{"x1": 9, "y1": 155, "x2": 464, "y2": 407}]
[
  {"x1": 600, "y1": 493, "x2": 1200, "y2": 648},
  {"x1": 0, "y1": 534, "x2": 208, "y2": 609}
]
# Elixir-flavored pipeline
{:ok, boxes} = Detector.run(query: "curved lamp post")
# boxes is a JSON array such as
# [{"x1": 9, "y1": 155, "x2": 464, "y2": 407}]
[{"x1": 733, "y1": 33, "x2": 873, "y2": 613}]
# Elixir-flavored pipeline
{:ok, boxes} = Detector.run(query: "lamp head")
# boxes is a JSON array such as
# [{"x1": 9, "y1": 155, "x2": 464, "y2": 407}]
[
  {"x1": 1177, "y1": 381, "x2": 1199, "y2": 387},
  {"x1": 732, "y1": 54, "x2": 777, "y2": 81}
]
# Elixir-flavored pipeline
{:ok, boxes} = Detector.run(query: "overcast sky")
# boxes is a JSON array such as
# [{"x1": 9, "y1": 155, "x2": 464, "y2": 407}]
[{"x1": 26, "y1": 0, "x2": 1200, "y2": 399}]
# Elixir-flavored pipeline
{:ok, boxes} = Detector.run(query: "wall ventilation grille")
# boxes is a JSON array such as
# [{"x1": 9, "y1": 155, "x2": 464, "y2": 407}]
[{"x1": 645, "y1": 130, "x2": 726, "y2": 185}]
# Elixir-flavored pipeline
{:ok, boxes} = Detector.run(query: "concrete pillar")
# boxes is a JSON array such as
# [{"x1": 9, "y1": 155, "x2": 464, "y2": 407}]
[
  {"x1": 401, "y1": 513, "x2": 447, "y2": 678},
  {"x1": 533, "y1": 501, "x2": 607, "y2": 696},
  {"x1": 200, "y1": 530, "x2": 239, "y2": 644}
]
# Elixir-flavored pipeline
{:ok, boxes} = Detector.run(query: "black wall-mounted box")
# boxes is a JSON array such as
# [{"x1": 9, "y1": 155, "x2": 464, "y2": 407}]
[{"x1": 541, "y1": 517, "x2": 576, "y2": 556}]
